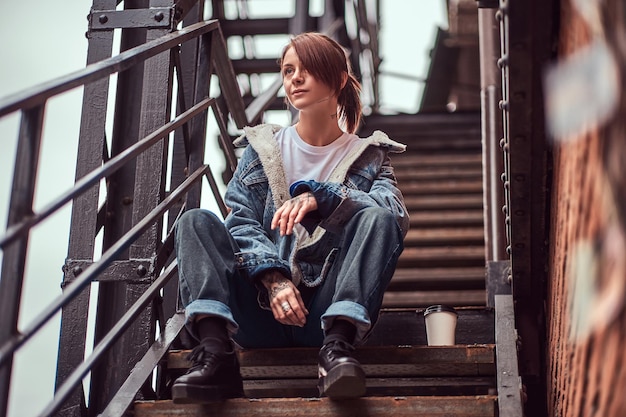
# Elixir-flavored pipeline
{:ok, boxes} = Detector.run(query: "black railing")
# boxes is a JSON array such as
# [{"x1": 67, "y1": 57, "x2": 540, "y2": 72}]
[
  {"x1": 0, "y1": 18, "x2": 265, "y2": 417},
  {"x1": 0, "y1": 2, "x2": 366, "y2": 414}
]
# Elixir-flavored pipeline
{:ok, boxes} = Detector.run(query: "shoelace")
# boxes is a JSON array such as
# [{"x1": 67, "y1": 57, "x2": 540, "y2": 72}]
[{"x1": 186, "y1": 345, "x2": 219, "y2": 371}]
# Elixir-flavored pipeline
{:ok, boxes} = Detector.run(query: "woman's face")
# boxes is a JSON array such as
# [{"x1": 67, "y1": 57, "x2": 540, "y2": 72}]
[{"x1": 281, "y1": 47, "x2": 336, "y2": 111}]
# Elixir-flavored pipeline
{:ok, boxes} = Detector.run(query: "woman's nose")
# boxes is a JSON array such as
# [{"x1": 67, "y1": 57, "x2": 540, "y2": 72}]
[{"x1": 293, "y1": 69, "x2": 304, "y2": 84}]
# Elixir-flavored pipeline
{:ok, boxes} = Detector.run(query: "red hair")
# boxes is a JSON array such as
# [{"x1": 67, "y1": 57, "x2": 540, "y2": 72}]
[{"x1": 280, "y1": 33, "x2": 362, "y2": 133}]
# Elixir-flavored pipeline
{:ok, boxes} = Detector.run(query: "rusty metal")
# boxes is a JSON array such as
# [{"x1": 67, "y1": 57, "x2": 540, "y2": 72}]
[
  {"x1": 98, "y1": 312, "x2": 186, "y2": 417},
  {"x1": 54, "y1": 3, "x2": 116, "y2": 416},
  {"x1": 43, "y1": 262, "x2": 179, "y2": 417},
  {"x1": 498, "y1": 0, "x2": 555, "y2": 414},
  {"x1": 88, "y1": 7, "x2": 177, "y2": 30},
  {"x1": 0, "y1": 164, "x2": 210, "y2": 368},
  {"x1": 0, "y1": 20, "x2": 220, "y2": 118},
  {"x1": 0, "y1": 105, "x2": 45, "y2": 417},
  {"x1": 0, "y1": 98, "x2": 215, "y2": 251},
  {"x1": 479, "y1": 7, "x2": 506, "y2": 262}
]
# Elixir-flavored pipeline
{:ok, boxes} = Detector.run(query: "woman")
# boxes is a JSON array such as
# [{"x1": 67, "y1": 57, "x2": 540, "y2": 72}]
[{"x1": 172, "y1": 32, "x2": 409, "y2": 403}]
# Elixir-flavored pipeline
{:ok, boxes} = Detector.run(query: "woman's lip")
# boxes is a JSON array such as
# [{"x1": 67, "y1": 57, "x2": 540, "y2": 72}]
[{"x1": 292, "y1": 89, "x2": 306, "y2": 95}]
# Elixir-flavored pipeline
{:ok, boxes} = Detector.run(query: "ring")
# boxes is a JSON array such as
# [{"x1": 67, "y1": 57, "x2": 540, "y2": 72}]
[{"x1": 281, "y1": 302, "x2": 291, "y2": 313}]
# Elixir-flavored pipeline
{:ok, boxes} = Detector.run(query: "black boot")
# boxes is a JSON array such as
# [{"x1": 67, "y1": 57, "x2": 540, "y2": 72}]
[
  {"x1": 317, "y1": 339, "x2": 366, "y2": 399},
  {"x1": 171, "y1": 339, "x2": 244, "y2": 404}
]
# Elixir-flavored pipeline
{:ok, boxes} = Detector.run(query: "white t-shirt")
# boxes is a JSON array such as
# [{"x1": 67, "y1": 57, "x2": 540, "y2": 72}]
[
  {"x1": 275, "y1": 125, "x2": 361, "y2": 187},
  {"x1": 275, "y1": 125, "x2": 361, "y2": 240}
]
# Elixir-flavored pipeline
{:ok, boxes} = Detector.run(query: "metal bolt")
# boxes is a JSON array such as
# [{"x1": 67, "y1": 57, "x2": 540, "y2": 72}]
[
  {"x1": 73, "y1": 266, "x2": 83, "y2": 276},
  {"x1": 99, "y1": 14, "x2": 108, "y2": 24},
  {"x1": 155, "y1": 11, "x2": 165, "y2": 22},
  {"x1": 137, "y1": 265, "x2": 148, "y2": 277},
  {"x1": 501, "y1": 172, "x2": 507, "y2": 182},
  {"x1": 497, "y1": 55, "x2": 508, "y2": 69},
  {"x1": 499, "y1": 100, "x2": 509, "y2": 111}
]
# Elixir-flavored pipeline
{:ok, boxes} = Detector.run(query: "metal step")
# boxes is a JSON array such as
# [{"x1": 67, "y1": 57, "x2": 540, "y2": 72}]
[
  {"x1": 408, "y1": 210, "x2": 484, "y2": 228},
  {"x1": 134, "y1": 395, "x2": 497, "y2": 417},
  {"x1": 163, "y1": 344, "x2": 496, "y2": 401},
  {"x1": 403, "y1": 227, "x2": 484, "y2": 247},
  {"x1": 389, "y1": 266, "x2": 485, "y2": 291}
]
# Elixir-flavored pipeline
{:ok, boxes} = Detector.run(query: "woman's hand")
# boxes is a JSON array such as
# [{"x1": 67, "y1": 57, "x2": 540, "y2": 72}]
[
  {"x1": 271, "y1": 192, "x2": 317, "y2": 236},
  {"x1": 260, "y1": 270, "x2": 309, "y2": 327}
]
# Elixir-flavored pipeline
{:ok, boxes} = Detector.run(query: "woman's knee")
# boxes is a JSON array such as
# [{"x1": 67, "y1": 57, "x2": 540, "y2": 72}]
[{"x1": 178, "y1": 209, "x2": 220, "y2": 232}]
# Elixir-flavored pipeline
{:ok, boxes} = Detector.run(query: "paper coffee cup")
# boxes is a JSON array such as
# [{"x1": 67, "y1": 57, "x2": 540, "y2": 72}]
[{"x1": 423, "y1": 305, "x2": 458, "y2": 346}]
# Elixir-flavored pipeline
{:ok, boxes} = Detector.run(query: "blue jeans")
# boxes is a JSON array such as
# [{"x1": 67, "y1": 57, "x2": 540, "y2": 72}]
[{"x1": 175, "y1": 207, "x2": 403, "y2": 348}]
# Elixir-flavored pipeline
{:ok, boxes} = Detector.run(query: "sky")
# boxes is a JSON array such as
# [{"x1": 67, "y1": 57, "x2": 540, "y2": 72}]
[{"x1": 0, "y1": 1, "x2": 447, "y2": 416}]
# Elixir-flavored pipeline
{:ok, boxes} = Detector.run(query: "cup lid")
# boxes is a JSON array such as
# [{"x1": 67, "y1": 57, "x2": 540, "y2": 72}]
[{"x1": 422, "y1": 304, "x2": 458, "y2": 317}]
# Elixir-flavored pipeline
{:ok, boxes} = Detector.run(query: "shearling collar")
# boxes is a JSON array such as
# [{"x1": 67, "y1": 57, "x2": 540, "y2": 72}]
[{"x1": 234, "y1": 123, "x2": 406, "y2": 209}]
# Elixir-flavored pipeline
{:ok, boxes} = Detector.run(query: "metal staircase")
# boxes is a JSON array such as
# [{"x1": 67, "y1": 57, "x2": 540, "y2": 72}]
[{"x1": 0, "y1": 1, "x2": 525, "y2": 417}]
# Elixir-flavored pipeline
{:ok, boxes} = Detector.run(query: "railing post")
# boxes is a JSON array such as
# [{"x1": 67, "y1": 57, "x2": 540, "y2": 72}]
[
  {"x1": 55, "y1": 2, "x2": 116, "y2": 416},
  {"x1": 88, "y1": 0, "x2": 173, "y2": 414},
  {"x1": 0, "y1": 105, "x2": 45, "y2": 417},
  {"x1": 479, "y1": 5, "x2": 506, "y2": 264}
]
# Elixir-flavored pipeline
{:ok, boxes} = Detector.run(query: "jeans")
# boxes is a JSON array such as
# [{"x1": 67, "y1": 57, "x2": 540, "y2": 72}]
[{"x1": 175, "y1": 207, "x2": 403, "y2": 348}]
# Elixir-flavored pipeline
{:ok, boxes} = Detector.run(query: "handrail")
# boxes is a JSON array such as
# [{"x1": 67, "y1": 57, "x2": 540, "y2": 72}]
[
  {"x1": 0, "y1": 98, "x2": 214, "y2": 250},
  {"x1": 0, "y1": 16, "x2": 286, "y2": 417},
  {"x1": 0, "y1": 5, "x2": 380, "y2": 416},
  {"x1": 0, "y1": 21, "x2": 217, "y2": 118},
  {"x1": 0, "y1": 164, "x2": 209, "y2": 369}
]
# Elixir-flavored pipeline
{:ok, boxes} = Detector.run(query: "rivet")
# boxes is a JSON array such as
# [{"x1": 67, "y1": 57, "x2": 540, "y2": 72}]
[
  {"x1": 155, "y1": 11, "x2": 165, "y2": 22},
  {"x1": 499, "y1": 100, "x2": 509, "y2": 111},
  {"x1": 99, "y1": 14, "x2": 108, "y2": 24},
  {"x1": 73, "y1": 266, "x2": 83, "y2": 276},
  {"x1": 137, "y1": 265, "x2": 148, "y2": 277},
  {"x1": 497, "y1": 55, "x2": 508, "y2": 69}
]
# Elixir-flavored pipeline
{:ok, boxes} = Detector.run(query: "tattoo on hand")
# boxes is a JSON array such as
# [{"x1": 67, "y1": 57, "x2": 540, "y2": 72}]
[{"x1": 269, "y1": 281, "x2": 291, "y2": 300}]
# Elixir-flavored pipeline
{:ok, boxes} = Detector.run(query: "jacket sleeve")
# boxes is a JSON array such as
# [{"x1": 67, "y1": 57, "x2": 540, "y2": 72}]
[
  {"x1": 290, "y1": 147, "x2": 410, "y2": 238},
  {"x1": 223, "y1": 146, "x2": 292, "y2": 282}
]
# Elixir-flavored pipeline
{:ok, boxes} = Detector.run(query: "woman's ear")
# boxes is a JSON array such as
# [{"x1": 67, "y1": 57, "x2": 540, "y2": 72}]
[{"x1": 340, "y1": 72, "x2": 348, "y2": 90}]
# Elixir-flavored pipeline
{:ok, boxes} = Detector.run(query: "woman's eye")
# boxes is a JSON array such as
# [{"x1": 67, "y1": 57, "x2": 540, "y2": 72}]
[{"x1": 283, "y1": 67, "x2": 294, "y2": 76}]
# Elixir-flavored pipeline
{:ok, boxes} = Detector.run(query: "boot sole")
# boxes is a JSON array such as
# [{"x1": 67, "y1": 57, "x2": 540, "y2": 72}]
[
  {"x1": 172, "y1": 383, "x2": 244, "y2": 404},
  {"x1": 318, "y1": 362, "x2": 366, "y2": 399}
]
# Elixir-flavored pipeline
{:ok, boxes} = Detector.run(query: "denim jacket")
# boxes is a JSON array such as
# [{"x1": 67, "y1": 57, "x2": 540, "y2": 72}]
[{"x1": 224, "y1": 124, "x2": 409, "y2": 292}]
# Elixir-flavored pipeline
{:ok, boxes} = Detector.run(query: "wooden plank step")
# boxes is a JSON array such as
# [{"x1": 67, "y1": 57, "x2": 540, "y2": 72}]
[
  {"x1": 390, "y1": 267, "x2": 485, "y2": 290},
  {"x1": 394, "y1": 167, "x2": 482, "y2": 181},
  {"x1": 134, "y1": 395, "x2": 497, "y2": 417},
  {"x1": 167, "y1": 345, "x2": 496, "y2": 378},
  {"x1": 397, "y1": 139, "x2": 481, "y2": 153},
  {"x1": 383, "y1": 290, "x2": 487, "y2": 308},
  {"x1": 368, "y1": 307, "x2": 494, "y2": 346},
  {"x1": 397, "y1": 246, "x2": 485, "y2": 268},
  {"x1": 409, "y1": 210, "x2": 484, "y2": 227},
  {"x1": 400, "y1": 180, "x2": 483, "y2": 195},
  {"x1": 241, "y1": 376, "x2": 495, "y2": 398},
  {"x1": 403, "y1": 194, "x2": 484, "y2": 210},
  {"x1": 391, "y1": 154, "x2": 482, "y2": 168},
  {"x1": 403, "y1": 227, "x2": 484, "y2": 247}
]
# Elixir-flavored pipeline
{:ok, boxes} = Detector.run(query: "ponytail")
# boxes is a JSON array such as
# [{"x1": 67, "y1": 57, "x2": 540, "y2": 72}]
[{"x1": 338, "y1": 73, "x2": 362, "y2": 134}]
